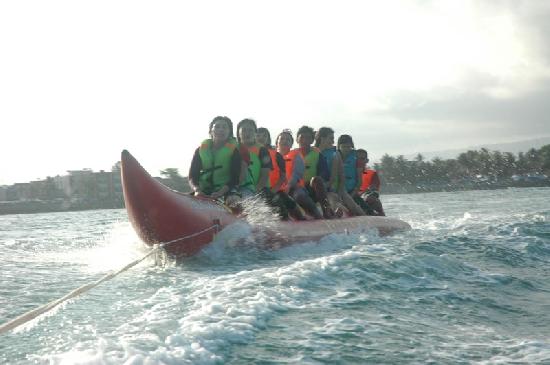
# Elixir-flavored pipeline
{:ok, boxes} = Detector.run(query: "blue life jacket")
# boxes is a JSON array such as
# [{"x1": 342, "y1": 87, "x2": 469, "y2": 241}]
[
  {"x1": 321, "y1": 147, "x2": 337, "y2": 172},
  {"x1": 321, "y1": 146, "x2": 338, "y2": 190},
  {"x1": 342, "y1": 150, "x2": 358, "y2": 193}
]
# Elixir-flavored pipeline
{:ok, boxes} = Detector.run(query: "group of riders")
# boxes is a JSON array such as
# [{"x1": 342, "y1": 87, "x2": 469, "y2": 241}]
[{"x1": 188, "y1": 116, "x2": 385, "y2": 221}]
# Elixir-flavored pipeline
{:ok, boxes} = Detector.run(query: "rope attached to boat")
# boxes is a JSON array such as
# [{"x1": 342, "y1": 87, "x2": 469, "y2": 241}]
[
  {"x1": 157, "y1": 223, "x2": 220, "y2": 249},
  {"x1": 0, "y1": 223, "x2": 220, "y2": 335}
]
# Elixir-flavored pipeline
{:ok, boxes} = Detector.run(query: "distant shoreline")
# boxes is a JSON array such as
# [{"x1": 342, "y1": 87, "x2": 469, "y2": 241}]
[
  {"x1": 1, "y1": 182, "x2": 548, "y2": 216},
  {"x1": 0, "y1": 199, "x2": 124, "y2": 216},
  {"x1": 382, "y1": 179, "x2": 550, "y2": 195}
]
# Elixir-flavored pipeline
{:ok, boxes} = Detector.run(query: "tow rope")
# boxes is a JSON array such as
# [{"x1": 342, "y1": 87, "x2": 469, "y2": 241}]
[{"x1": 0, "y1": 224, "x2": 219, "y2": 334}]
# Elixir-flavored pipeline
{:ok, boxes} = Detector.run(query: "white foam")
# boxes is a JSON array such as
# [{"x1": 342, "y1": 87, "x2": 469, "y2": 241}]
[
  {"x1": 43, "y1": 240, "x2": 371, "y2": 364},
  {"x1": 38, "y1": 221, "x2": 151, "y2": 273}
]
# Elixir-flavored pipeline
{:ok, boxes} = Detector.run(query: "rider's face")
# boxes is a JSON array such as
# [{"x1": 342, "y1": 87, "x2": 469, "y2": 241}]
[
  {"x1": 339, "y1": 143, "x2": 353, "y2": 155},
  {"x1": 322, "y1": 133, "x2": 334, "y2": 147},
  {"x1": 277, "y1": 133, "x2": 293, "y2": 154},
  {"x1": 256, "y1": 130, "x2": 269, "y2": 146},
  {"x1": 239, "y1": 123, "x2": 257, "y2": 145},
  {"x1": 357, "y1": 152, "x2": 369, "y2": 166},
  {"x1": 297, "y1": 133, "x2": 313, "y2": 147},
  {"x1": 211, "y1": 121, "x2": 230, "y2": 142}
]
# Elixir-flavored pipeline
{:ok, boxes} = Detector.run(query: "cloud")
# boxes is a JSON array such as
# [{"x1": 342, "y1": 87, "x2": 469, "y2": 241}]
[
  {"x1": 483, "y1": 1, "x2": 550, "y2": 63},
  {"x1": 346, "y1": 0, "x2": 550, "y2": 153},
  {"x1": 377, "y1": 78, "x2": 550, "y2": 124}
]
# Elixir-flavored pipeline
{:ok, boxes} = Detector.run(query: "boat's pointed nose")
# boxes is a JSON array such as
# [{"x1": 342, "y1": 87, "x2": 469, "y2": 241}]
[
  {"x1": 120, "y1": 150, "x2": 148, "y2": 187},
  {"x1": 121, "y1": 150, "x2": 140, "y2": 172}
]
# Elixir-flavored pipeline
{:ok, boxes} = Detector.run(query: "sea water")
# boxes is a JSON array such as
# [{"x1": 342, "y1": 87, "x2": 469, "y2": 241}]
[{"x1": 1, "y1": 187, "x2": 549, "y2": 364}]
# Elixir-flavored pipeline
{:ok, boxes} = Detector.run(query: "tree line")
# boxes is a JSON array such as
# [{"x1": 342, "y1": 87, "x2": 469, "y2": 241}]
[
  {"x1": 374, "y1": 145, "x2": 550, "y2": 191},
  {"x1": 158, "y1": 145, "x2": 550, "y2": 194}
]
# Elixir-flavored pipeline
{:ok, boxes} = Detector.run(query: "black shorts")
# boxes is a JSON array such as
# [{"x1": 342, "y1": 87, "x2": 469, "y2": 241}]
[
  {"x1": 273, "y1": 191, "x2": 297, "y2": 210},
  {"x1": 304, "y1": 185, "x2": 317, "y2": 202}
]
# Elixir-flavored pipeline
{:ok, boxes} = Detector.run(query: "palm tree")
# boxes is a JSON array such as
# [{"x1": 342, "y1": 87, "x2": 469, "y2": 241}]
[
  {"x1": 160, "y1": 168, "x2": 189, "y2": 192},
  {"x1": 526, "y1": 148, "x2": 542, "y2": 173},
  {"x1": 458, "y1": 150, "x2": 479, "y2": 175},
  {"x1": 539, "y1": 144, "x2": 550, "y2": 174}
]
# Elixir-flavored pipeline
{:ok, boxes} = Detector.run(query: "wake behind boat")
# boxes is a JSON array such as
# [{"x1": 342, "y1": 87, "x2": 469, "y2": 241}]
[{"x1": 120, "y1": 150, "x2": 411, "y2": 257}]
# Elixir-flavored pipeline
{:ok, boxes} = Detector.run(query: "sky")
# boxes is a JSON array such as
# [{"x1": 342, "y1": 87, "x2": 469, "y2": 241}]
[{"x1": 1, "y1": 0, "x2": 550, "y2": 185}]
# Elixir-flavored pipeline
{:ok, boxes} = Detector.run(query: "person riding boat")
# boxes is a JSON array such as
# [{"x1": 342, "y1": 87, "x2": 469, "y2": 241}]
[
  {"x1": 287, "y1": 125, "x2": 334, "y2": 219},
  {"x1": 236, "y1": 119, "x2": 272, "y2": 199},
  {"x1": 276, "y1": 129, "x2": 323, "y2": 219},
  {"x1": 315, "y1": 128, "x2": 365, "y2": 216},
  {"x1": 337, "y1": 134, "x2": 373, "y2": 215},
  {"x1": 188, "y1": 116, "x2": 241, "y2": 208},
  {"x1": 257, "y1": 127, "x2": 306, "y2": 220},
  {"x1": 314, "y1": 127, "x2": 340, "y2": 192},
  {"x1": 356, "y1": 148, "x2": 385, "y2": 216},
  {"x1": 256, "y1": 127, "x2": 285, "y2": 193}
]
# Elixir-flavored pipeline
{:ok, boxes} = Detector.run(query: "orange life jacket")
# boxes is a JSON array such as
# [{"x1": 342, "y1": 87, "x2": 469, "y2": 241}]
[
  {"x1": 282, "y1": 150, "x2": 305, "y2": 190},
  {"x1": 267, "y1": 148, "x2": 284, "y2": 189},
  {"x1": 360, "y1": 169, "x2": 381, "y2": 193}
]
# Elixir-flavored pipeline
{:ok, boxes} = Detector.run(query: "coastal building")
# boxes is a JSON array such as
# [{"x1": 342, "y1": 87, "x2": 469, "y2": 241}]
[
  {"x1": 55, "y1": 168, "x2": 123, "y2": 207},
  {"x1": 12, "y1": 183, "x2": 32, "y2": 201},
  {"x1": 1, "y1": 160, "x2": 195, "y2": 214},
  {"x1": 0, "y1": 163, "x2": 124, "y2": 214}
]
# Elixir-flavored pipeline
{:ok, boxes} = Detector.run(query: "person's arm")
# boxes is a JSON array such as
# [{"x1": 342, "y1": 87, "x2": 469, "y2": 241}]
[
  {"x1": 351, "y1": 166, "x2": 362, "y2": 196},
  {"x1": 228, "y1": 148, "x2": 242, "y2": 190},
  {"x1": 237, "y1": 145, "x2": 250, "y2": 188},
  {"x1": 334, "y1": 153, "x2": 346, "y2": 194},
  {"x1": 328, "y1": 153, "x2": 339, "y2": 192},
  {"x1": 257, "y1": 147, "x2": 272, "y2": 191},
  {"x1": 317, "y1": 154, "x2": 330, "y2": 183},
  {"x1": 350, "y1": 157, "x2": 363, "y2": 196},
  {"x1": 188, "y1": 148, "x2": 203, "y2": 194},
  {"x1": 271, "y1": 153, "x2": 286, "y2": 193},
  {"x1": 372, "y1": 170, "x2": 381, "y2": 192},
  {"x1": 287, "y1": 154, "x2": 305, "y2": 190}
]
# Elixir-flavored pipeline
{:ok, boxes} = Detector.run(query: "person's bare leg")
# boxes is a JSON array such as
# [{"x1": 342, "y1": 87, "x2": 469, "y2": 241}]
[
  {"x1": 293, "y1": 189, "x2": 323, "y2": 219},
  {"x1": 366, "y1": 195, "x2": 385, "y2": 216},
  {"x1": 341, "y1": 191, "x2": 366, "y2": 216},
  {"x1": 327, "y1": 192, "x2": 346, "y2": 218}
]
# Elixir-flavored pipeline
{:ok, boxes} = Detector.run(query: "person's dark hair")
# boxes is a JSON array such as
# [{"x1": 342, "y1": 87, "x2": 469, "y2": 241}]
[
  {"x1": 236, "y1": 118, "x2": 258, "y2": 143},
  {"x1": 209, "y1": 116, "x2": 233, "y2": 138},
  {"x1": 356, "y1": 148, "x2": 368, "y2": 158},
  {"x1": 297, "y1": 125, "x2": 315, "y2": 139},
  {"x1": 314, "y1": 127, "x2": 335, "y2": 147},
  {"x1": 275, "y1": 129, "x2": 294, "y2": 146},
  {"x1": 337, "y1": 134, "x2": 354, "y2": 148},
  {"x1": 257, "y1": 127, "x2": 272, "y2": 147},
  {"x1": 356, "y1": 149, "x2": 369, "y2": 165}
]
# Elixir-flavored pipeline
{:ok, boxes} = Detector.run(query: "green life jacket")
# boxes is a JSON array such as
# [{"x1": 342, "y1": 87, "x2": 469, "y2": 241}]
[
  {"x1": 303, "y1": 147, "x2": 320, "y2": 184},
  {"x1": 198, "y1": 139, "x2": 237, "y2": 194},
  {"x1": 240, "y1": 143, "x2": 268, "y2": 192}
]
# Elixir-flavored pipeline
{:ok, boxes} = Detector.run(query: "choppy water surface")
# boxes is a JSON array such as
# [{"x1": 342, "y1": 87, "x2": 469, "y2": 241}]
[{"x1": 1, "y1": 188, "x2": 550, "y2": 364}]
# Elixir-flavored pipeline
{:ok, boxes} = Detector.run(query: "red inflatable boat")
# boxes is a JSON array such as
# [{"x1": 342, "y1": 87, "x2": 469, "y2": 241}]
[{"x1": 121, "y1": 150, "x2": 410, "y2": 257}]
